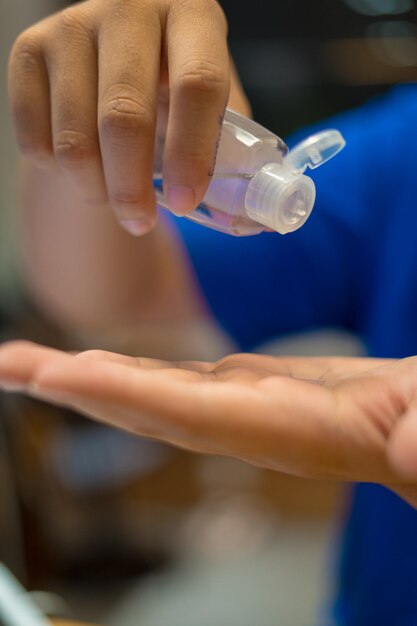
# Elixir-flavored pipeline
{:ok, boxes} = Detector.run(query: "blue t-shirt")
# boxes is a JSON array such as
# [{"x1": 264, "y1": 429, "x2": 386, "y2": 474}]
[{"x1": 175, "y1": 85, "x2": 417, "y2": 626}]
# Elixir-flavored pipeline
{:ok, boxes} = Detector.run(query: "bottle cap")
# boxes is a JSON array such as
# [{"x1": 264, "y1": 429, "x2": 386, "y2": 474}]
[{"x1": 245, "y1": 129, "x2": 345, "y2": 234}]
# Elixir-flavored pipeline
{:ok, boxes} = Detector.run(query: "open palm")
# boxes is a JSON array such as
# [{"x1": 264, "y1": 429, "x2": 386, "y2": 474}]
[{"x1": 1, "y1": 341, "x2": 417, "y2": 505}]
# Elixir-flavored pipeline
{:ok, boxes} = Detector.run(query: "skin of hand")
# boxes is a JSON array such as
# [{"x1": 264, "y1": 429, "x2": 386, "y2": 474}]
[
  {"x1": 10, "y1": 1, "x2": 250, "y2": 335},
  {"x1": 0, "y1": 342, "x2": 417, "y2": 506},
  {"x1": 8, "y1": 0, "x2": 247, "y2": 236}
]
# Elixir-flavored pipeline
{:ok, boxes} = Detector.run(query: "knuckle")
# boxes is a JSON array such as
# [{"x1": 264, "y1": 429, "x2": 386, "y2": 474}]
[
  {"x1": 176, "y1": 59, "x2": 227, "y2": 97},
  {"x1": 166, "y1": 147, "x2": 207, "y2": 170},
  {"x1": 59, "y1": 7, "x2": 93, "y2": 39},
  {"x1": 109, "y1": 189, "x2": 143, "y2": 208},
  {"x1": 76, "y1": 350, "x2": 109, "y2": 361},
  {"x1": 100, "y1": 91, "x2": 154, "y2": 140},
  {"x1": 10, "y1": 31, "x2": 42, "y2": 72},
  {"x1": 54, "y1": 129, "x2": 97, "y2": 168},
  {"x1": 4, "y1": 340, "x2": 34, "y2": 353},
  {"x1": 106, "y1": 0, "x2": 148, "y2": 22},
  {"x1": 171, "y1": 0, "x2": 228, "y2": 32}
]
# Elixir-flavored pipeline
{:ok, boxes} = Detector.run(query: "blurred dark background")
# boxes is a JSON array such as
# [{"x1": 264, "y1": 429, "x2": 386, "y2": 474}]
[{"x1": 222, "y1": 0, "x2": 417, "y2": 134}]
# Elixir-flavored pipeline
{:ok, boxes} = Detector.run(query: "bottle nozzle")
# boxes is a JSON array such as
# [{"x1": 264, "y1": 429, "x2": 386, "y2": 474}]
[
  {"x1": 245, "y1": 129, "x2": 345, "y2": 234},
  {"x1": 245, "y1": 165, "x2": 316, "y2": 234}
]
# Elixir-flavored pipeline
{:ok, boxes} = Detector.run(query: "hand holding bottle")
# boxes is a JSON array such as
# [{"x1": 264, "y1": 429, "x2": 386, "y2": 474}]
[{"x1": 8, "y1": 0, "x2": 235, "y2": 235}]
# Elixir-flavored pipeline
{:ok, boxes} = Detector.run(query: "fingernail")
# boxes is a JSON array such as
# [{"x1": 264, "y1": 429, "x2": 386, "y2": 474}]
[
  {"x1": 166, "y1": 186, "x2": 196, "y2": 216},
  {"x1": 120, "y1": 219, "x2": 153, "y2": 236}
]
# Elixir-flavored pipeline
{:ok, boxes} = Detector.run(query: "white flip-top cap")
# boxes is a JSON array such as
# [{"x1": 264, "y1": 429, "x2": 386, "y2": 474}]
[{"x1": 245, "y1": 129, "x2": 345, "y2": 234}]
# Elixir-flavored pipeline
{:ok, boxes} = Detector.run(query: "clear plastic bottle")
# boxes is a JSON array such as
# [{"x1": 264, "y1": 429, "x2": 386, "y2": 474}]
[{"x1": 153, "y1": 109, "x2": 345, "y2": 236}]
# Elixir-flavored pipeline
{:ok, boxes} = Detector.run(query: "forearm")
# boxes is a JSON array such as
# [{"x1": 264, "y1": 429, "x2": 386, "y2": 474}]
[{"x1": 18, "y1": 161, "x2": 203, "y2": 336}]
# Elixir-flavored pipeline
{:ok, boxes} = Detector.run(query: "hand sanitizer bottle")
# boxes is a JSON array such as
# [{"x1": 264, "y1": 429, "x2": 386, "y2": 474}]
[{"x1": 153, "y1": 109, "x2": 345, "y2": 236}]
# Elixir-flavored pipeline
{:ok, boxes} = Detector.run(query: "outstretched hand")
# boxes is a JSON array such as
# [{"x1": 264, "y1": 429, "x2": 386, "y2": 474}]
[{"x1": 1, "y1": 341, "x2": 417, "y2": 505}]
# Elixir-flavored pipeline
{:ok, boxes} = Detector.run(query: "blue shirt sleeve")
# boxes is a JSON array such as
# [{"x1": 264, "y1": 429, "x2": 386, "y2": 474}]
[{"x1": 174, "y1": 85, "x2": 417, "y2": 351}]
